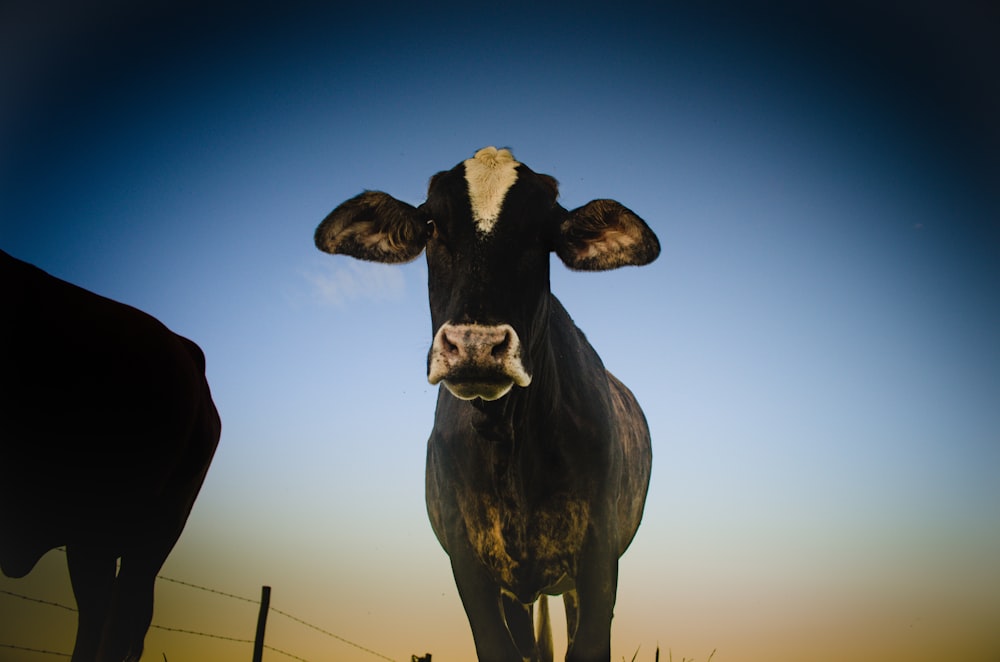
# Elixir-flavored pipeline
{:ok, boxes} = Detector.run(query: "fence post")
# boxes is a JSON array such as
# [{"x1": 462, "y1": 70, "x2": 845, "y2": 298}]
[{"x1": 252, "y1": 585, "x2": 271, "y2": 662}]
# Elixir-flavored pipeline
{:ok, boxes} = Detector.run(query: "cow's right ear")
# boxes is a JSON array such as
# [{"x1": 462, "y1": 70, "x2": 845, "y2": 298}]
[{"x1": 314, "y1": 191, "x2": 428, "y2": 263}]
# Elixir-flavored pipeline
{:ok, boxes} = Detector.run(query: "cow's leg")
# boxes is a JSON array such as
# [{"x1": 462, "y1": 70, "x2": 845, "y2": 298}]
[
  {"x1": 501, "y1": 591, "x2": 537, "y2": 659},
  {"x1": 98, "y1": 417, "x2": 215, "y2": 662},
  {"x1": 565, "y1": 535, "x2": 617, "y2": 662},
  {"x1": 450, "y1": 548, "x2": 523, "y2": 662},
  {"x1": 99, "y1": 530, "x2": 177, "y2": 662},
  {"x1": 67, "y1": 545, "x2": 115, "y2": 662},
  {"x1": 563, "y1": 588, "x2": 580, "y2": 650}
]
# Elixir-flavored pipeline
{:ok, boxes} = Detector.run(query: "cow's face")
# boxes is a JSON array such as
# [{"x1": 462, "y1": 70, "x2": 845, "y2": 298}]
[
  {"x1": 420, "y1": 148, "x2": 559, "y2": 400},
  {"x1": 315, "y1": 147, "x2": 660, "y2": 401}
]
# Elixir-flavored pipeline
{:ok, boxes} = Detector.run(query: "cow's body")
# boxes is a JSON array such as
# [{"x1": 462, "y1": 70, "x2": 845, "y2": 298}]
[
  {"x1": 315, "y1": 147, "x2": 658, "y2": 661},
  {"x1": 0, "y1": 250, "x2": 220, "y2": 662},
  {"x1": 424, "y1": 296, "x2": 653, "y2": 661}
]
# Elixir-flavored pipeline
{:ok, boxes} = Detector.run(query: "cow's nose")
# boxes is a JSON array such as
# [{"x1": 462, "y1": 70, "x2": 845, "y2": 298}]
[
  {"x1": 428, "y1": 323, "x2": 532, "y2": 400},
  {"x1": 439, "y1": 324, "x2": 510, "y2": 362}
]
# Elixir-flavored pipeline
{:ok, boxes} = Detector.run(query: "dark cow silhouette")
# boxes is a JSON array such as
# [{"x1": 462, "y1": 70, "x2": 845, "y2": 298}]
[
  {"x1": 315, "y1": 147, "x2": 658, "y2": 661},
  {"x1": 0, "y1": 250, "x2": 221, "y2": 662}
]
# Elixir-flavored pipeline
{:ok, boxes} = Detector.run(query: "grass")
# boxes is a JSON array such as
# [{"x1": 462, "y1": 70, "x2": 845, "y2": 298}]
[{"x1": 622, "y1": 646, "x2": 716, "y2": 662}]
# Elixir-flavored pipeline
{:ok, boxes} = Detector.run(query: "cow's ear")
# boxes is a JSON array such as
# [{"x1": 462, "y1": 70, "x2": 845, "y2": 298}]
[
  {"x1": 315, "y1": 191, "x2": 428, "y2": 263},
  {"x1": 555, "y1": 199, "x2": 660, "y2": 271}
]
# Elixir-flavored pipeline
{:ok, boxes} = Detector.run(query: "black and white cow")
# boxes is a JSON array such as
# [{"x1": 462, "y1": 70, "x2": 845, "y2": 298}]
[
  {"x1": 0, "y1": 250, "x2": 221, "y2": 662},
  {"x1": 315, "y1": 147, "x2": 658, "y2": 662}
]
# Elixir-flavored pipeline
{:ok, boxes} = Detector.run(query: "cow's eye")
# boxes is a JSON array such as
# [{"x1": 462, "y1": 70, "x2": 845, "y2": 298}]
[{"x1": 426, "y1": 219, "x2": 437, "y2": 237}]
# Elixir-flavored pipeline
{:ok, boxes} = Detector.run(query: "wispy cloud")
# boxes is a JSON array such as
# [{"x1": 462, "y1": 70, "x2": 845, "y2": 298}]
[{"x1": 303, "y1": 260, "x2": 407, "y2": 306}]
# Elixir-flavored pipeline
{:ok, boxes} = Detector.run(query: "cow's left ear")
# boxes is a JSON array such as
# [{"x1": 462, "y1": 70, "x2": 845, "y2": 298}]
[
  {"x1": 555, "y1": 199, "x2": 660, "y2": 271},
  {"x1": 315, "y1": 191, "x2": 428, "y2": 263}
]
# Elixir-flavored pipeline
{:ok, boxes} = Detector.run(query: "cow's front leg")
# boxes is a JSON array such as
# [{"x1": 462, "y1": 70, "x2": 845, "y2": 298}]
[
  {"x1": 67, "y1": 544, "x2": 115, "y2": 662},
  {"x1": 566, "y1": 532, "x2": 618, "y2": 662},
  {"x1": 449, "y1": 545, "x2": 523, "y2": 662}
]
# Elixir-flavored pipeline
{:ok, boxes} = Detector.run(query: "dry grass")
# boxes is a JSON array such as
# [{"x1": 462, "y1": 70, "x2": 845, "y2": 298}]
[{"x1": 630, "y1": 645, "x2": 715, "y2": 662}]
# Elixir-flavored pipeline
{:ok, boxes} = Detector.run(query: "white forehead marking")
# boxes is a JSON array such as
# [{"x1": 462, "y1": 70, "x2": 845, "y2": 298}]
[{"x1": 463, "y1": 146, "x2": 520, "y2": 234}]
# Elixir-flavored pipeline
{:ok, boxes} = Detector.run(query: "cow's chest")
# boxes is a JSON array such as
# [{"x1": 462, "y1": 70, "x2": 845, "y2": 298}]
[{"x1": 457, "y1": 487, "x2": 590, "y2": 599}]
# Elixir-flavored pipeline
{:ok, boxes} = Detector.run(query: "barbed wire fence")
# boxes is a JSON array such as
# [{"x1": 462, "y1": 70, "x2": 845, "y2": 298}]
[{"x1": 0, "y1": 551, "x2": 431, "y2": 662}]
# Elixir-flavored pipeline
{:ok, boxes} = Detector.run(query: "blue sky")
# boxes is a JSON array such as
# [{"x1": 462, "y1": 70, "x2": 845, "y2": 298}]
[{"x1": 2, "y1": 2, "x2": 998, "y2": 661}]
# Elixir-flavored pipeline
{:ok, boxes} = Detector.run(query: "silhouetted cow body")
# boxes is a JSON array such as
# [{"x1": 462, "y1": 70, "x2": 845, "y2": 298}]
[
  {"x1": 0, "y1": 250, "x2": 220, "y2": 662},
  {"x1": 315, "y1": 147, "x2": 658, "y2": 662}
]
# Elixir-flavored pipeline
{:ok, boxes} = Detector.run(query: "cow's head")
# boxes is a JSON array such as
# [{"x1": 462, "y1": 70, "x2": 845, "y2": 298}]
[{"x1": 315, "y1": 147, "x2": 659, "y2": 401}]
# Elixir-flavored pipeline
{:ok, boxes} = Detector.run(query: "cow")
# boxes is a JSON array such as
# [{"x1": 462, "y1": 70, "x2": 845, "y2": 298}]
[
  {"x1": 315, "y1": 147, "x2": 659, "y2": 661},
  {"x1": 0, "y1": 249, "x2": 221, "y2": 662}
]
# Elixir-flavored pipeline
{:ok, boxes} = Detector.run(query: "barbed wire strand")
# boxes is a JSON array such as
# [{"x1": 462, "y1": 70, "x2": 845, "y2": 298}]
[
  {"x1": 156, "y1": 575, "x2": 259, "y2": 605},
  {"x1": 0, "y1": 589, "x2": 75, "y2": 612},
  {"x1": 0, "y1": 642, "x2": 70, "y2": 658},
  {"x1": 265, "y1": 643, "x2": 314, "y2": 662},
  {"x1": 270, "y1": 605, "x2": 397, "y2": 662},
  {"x1": 156, "y1": 576, "x2": 398, "y2": 660},
  {"x1": 3, "y1": 573, "x2": 400, "y2": 662},
  {"x1": 148, "y1": 623, "x2": 253, "y2": 645}
]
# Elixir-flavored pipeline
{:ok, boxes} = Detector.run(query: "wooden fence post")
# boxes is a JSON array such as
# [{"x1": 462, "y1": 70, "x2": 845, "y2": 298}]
[{"x1": 252, "y1": 585, "x2": 271, "y2": 662}]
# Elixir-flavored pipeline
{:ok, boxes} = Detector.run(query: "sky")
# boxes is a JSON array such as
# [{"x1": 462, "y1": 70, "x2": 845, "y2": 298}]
[{"x1": 1, "y1": 1, "x2": 999, "y2": 661}]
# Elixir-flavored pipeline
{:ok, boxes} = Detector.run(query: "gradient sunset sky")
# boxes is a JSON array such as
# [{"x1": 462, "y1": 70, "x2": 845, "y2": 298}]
[{"x1": 2, "y1": 1, "x2": 998, "y2": 661}]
